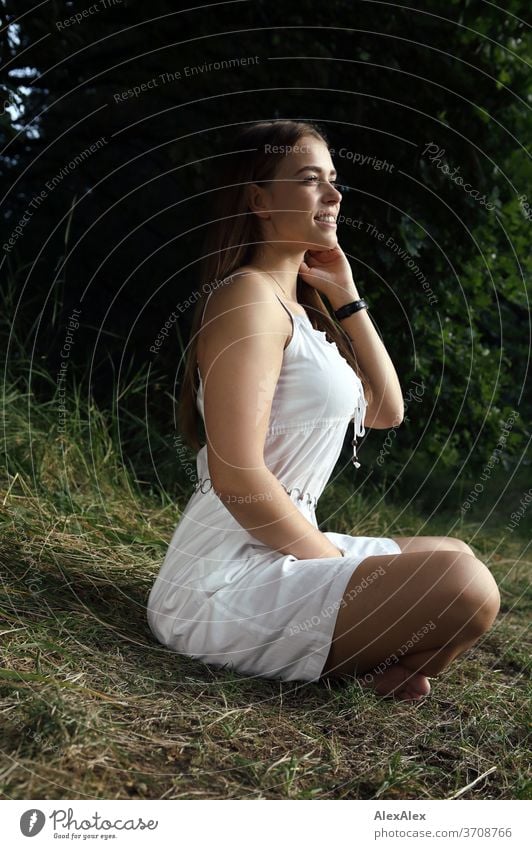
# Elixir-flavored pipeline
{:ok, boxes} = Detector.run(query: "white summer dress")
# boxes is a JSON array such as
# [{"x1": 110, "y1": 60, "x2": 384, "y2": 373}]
[{"x1": 147, "y1": 290, "x2": 402, "y2": 682}]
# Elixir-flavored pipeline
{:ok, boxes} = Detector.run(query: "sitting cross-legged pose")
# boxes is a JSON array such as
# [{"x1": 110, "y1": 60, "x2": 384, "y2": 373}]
[{"x1": 147, "y1": 119, "x2": 500, "y2": 702}]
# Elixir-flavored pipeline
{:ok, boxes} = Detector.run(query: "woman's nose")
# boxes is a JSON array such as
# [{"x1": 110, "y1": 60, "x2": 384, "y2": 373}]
[{"x1": 323, "y1": 182, "x2": 342, "y2": 202}]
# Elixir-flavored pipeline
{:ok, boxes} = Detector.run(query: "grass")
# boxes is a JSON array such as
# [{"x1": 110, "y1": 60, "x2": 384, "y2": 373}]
[{"x1": 0, "y1": 372, "x2": 530, "y2": 801}]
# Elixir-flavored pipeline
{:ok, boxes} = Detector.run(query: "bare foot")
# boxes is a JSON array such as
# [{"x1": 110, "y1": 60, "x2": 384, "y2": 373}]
[{"x1": 357, "y1": 662, "x2": 431, "y2": 702}]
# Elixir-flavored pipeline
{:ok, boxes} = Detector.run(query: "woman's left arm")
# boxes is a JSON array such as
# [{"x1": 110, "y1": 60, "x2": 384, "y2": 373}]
[
  {"x1": 299, "y1": 246, "x2": 404, "y2": 429},
  {"x1": 329, "y1": 281, "x2": 404, "y2": 429}
]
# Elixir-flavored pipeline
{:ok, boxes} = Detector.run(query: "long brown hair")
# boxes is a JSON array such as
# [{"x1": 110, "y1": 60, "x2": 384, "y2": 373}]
[{"x1": 178, "y1": 119, "x2": 371, "y2": 452}]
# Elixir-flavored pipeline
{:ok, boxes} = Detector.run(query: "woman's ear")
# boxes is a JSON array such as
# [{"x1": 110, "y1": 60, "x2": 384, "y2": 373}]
[{"x1": 247, "y1": 182, "x2": 271, "y2": 219}]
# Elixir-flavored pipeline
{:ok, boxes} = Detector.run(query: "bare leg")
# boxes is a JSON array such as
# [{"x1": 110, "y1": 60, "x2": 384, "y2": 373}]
[
  {"x1": 391, "y1": 535, "x2": 477, "y2": 557},
  {"x1": 320, "y1": 548, "x2": 500, "y2": 701},
  {"x1": 357, "y1": 634, "x2": 483, "y2": 700},
  {"x1": 355, "y1": 536, "x2": 486, "y2": 699}
]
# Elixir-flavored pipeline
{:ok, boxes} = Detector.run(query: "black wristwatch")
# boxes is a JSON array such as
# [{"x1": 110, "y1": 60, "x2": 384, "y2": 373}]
[{"x1": 334, "y1": 299, "x2": 369, "y2": 320}]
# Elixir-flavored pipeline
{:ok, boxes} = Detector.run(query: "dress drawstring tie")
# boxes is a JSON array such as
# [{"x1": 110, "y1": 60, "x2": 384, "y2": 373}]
[{"x1": 351, "y1": 388, "x2": 368, "y2": 469}]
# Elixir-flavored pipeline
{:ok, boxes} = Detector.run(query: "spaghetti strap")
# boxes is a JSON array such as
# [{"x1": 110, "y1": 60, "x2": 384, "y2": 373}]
[
  {"x1": 273, "y1": 292, "x2": 296, "y2": 321},
  {"x1": 273, "y1": 292, "x2": 299, "y2": 351},
  {"x1": 273, "y1": 292, "x2": 310, "y2": 323},
  {"x1": 197, "y1": 286, "x2": 302, "y2": 376}
]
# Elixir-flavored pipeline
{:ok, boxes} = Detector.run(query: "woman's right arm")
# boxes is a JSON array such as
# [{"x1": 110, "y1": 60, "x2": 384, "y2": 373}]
[{"x1": 197, "y1": 274, "x2": 343, "y2": 560}]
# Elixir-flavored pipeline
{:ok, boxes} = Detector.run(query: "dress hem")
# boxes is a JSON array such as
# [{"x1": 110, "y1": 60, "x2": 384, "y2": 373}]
[{"x1": 274, "y1": 535, "x2": 402, "y2": 683}]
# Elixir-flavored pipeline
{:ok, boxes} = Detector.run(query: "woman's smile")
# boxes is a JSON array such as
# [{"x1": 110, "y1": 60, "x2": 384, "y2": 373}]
[
  {"x1": 313, "y1": 209, "x2": 339, "y2": 230},
  {"x1": 314, "y1": 217, "x2": 337, "y2": 229}
]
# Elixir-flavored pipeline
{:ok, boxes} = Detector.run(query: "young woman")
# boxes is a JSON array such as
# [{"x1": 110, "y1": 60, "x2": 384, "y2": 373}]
[{"x1": 147, "y1": 120, "x2": 500, "y2": 701}]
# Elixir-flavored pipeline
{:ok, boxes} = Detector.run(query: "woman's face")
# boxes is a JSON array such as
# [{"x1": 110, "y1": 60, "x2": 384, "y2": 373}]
[{"x1": 249, "y1": 135, "x2": 343, "y2": 251}]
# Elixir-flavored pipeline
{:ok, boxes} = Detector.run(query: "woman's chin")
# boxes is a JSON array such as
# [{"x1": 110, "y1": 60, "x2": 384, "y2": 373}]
[
  {"x1": 289, "y1": 230, "x2": 338, "y2": 252},
  {"x1": 313, "y1": 237, "x2": 338, "y2": 251},
  {"x1": 302, "y1": 233, "x2": 338, "y2": 251}
]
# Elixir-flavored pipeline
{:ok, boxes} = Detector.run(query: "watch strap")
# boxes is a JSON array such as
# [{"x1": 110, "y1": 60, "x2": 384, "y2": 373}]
[{"x1": 334, "y1": 299, "x2": 368, "y2": 320}]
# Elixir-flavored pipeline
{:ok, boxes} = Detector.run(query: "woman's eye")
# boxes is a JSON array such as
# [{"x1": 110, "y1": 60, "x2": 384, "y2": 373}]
[{"x1": 302, "y1": 176, "x2": 344, "y2": 191}]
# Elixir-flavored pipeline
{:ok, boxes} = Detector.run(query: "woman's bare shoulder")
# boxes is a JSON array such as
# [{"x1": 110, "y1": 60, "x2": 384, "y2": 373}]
[
  {"x1": 197, "y1": 268, "x2": 292, "y2": 368},
  {"x1": 200, "y1": 266, "x2": 280, "y2": 325}
]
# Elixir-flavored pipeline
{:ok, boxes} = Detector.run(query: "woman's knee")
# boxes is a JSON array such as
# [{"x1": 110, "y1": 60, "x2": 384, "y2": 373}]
[
  {"x1": 443, "y1": 552, "x2": 501, "y2": 636},
  {"x1": 445, "y1": 537, "x2": 477, "y2": 558}
]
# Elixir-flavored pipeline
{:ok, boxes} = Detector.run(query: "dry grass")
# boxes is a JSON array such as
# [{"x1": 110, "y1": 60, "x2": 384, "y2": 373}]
[{"x1": 0, "y1": 382, "x2": 530, "y2": 800}]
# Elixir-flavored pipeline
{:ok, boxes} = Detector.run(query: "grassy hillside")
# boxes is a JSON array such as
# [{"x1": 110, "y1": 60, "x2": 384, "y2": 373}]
[{"x1": 0, "y1": 377, "x2": 530, "y2": 800}]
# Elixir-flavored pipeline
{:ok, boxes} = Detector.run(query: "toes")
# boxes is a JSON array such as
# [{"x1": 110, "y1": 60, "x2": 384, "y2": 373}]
[
  {"x1": 356, "y1": 664, "x2": 431, "y2": 701},
  {"x1": 396, "y1": 679, "x2": 431, "y2": 701}
]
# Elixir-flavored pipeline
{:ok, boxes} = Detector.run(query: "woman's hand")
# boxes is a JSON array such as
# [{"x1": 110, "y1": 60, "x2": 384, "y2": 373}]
[{"x1": 298, "y1": 244, "x2": 359, "y2": 307}]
